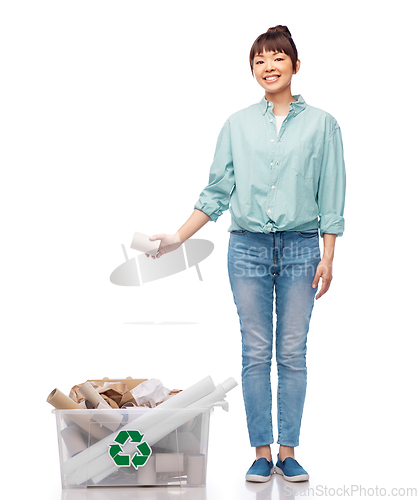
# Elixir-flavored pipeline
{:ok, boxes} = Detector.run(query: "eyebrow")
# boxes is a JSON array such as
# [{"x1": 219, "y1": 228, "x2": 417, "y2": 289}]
[{"x1": 254, "y1": 52, "x2": 286, "y2": 59}]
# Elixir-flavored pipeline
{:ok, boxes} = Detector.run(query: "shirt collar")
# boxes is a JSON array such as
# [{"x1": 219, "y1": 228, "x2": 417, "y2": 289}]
[{"x1": 259, "y1": 94, "x2": 306, "y2": 115}]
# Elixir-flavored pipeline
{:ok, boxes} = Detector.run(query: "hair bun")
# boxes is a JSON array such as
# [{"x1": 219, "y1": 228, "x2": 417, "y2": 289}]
[{"x1": 267, "y1": 25, "x2": 292, "y2": 38}]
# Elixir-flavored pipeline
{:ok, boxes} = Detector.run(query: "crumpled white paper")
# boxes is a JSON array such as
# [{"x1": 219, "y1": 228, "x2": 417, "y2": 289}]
[{"x1": 131, "y1": 378, "x2": 170, "y2": 407}]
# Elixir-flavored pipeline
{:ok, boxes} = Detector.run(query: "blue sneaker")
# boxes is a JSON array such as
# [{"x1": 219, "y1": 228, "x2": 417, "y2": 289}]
[
  {"x1": 245, "y1": 457, "x2": 274, "y2": 482},
  {"x1": 275, "y1": 456, "x2": 309, "y2": 482}
]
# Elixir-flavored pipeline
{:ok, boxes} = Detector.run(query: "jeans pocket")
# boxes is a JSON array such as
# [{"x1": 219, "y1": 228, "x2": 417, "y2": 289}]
[
  {"x1": 296, "y1": 229, "x2": 318, "y2": 238},
  {"x1": 230, "y1": 230, "x2": 249, "y2": 235}
]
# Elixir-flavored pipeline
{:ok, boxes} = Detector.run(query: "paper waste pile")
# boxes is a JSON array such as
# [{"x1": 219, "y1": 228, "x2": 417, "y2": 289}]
[{"x1": 47, "y1": 375, "x2": 237, "y2": 487}]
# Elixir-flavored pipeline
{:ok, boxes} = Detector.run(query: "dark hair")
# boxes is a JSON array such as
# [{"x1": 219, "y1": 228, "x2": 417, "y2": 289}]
[{"x1": 249, "y1": 25, "x2": 298, "y2": 76}]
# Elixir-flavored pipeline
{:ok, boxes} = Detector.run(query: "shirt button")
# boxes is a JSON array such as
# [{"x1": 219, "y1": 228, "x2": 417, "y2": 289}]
[
  {"x1": 276, "y1": 161, "x2": 279, "y2": 165},
  {"x1": 270, "y1": 162, "x2": 273, "y2": 166},
  {"x1": 271, "y1": 185, "x2": 275, "y2": 189},
  {"x1": 279, "y1": 140, "x2": 282, "y2": 143},
  {"x1": 267, "y1": 209, "x2": 271, "y2": 214},
  {"x1": 270, "y1": 139, "x2": 274, "y2": 143},
  {"x1": 270, "y1": 119, "x2": 273, "y2": 122}
]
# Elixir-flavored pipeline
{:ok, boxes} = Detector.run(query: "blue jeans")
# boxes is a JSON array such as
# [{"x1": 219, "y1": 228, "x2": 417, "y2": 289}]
[{"x1": 227, "y1": 230, "x2": 321, "y2": 448}]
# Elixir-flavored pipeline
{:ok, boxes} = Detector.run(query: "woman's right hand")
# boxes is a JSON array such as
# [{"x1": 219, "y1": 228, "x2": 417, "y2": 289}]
[{"x1": 146, "y1": 232, "x2": 182, "y2": 259}]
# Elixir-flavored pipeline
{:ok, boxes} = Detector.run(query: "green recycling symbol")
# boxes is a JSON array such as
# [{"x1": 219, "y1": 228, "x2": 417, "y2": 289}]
[{"x1": 108, "y1": 430, "x2": 152, "y2": 469}]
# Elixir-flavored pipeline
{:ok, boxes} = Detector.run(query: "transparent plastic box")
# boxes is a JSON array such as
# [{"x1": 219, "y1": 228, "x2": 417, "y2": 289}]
[{"x1": 53, "y1": 406, "x2": 219, "y2": 488}]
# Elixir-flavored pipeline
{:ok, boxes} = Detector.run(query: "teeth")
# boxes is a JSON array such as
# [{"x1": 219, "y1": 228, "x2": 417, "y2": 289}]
[{"x1": 265, "y1": 76, "x2": 279, "y2": 81}]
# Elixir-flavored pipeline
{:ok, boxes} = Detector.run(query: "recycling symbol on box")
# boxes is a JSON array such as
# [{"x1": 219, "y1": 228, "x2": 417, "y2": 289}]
[{"x1": 108, "y1": 430, "x2": 152, "y2": 469}]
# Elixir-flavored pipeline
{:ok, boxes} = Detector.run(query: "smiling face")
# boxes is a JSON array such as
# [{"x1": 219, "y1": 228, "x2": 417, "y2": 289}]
[{"x1": 253, "y1": 50, "x2": 300, "y2": 95}]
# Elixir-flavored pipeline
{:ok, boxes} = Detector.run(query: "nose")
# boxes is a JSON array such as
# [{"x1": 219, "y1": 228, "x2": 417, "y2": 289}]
[{"x1": 265, "y1": 59, "x2": 275, "y2": 72}]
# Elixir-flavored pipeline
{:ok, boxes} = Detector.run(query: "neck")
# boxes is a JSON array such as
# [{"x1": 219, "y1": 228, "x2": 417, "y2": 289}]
[{"x1": 265, "y1": 89, "x2": 297, "y2": 116}]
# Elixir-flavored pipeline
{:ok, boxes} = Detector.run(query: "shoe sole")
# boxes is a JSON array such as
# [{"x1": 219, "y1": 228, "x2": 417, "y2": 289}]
[
  {"x1": 245, "y1": 470, "x2": 274, "y2": 483},
  {"x1": 275, "y1": 466, "x2": 309, "y2": 482}
]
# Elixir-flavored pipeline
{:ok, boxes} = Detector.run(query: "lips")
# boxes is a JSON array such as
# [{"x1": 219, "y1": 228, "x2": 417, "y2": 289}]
[{"x1": 264, "y1": 75, "x2": 280, "y2": 82}]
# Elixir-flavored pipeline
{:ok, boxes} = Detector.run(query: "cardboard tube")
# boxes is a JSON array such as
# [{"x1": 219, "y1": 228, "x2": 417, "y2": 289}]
[
  {"x1": 63, "y1": 400, "x2": 87, "y2": 426},
  {"x1": 84, "y1": 400, "x2": 95, "y2": 409},
  {"x1": 47, "y1": 389, "x2": 110, "y2": 440},
  {"x1": 131, "y1": 231, "x2": 160, "y2": 256},
  {"x1": 155, "y1": 453, "x2": 184, "y2": 473},
  {"x1": 69, "y1": 378, "x2": 237, "y2": 485},
  {"x1": 61, "y1": 425, "x2": 88, "y2": 457},
  {"x1": 137, "y1": 455, "x2": 156, "y2": 485},
  {"x1": 48, "y1": 389, "x2": 80, "y2": 410},
  {"x1": 79, "y1": 382, "x2": 111, "y2": 409},
  {"x1": 62, "y1": 376, "x2": 216, "y2": 479},
  {"x1": 187, "y1": 454, "x2": 206, "y2": 485}
]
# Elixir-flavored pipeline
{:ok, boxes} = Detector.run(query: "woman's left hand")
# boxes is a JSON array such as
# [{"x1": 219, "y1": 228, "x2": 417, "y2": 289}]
[{"x1": 312, "y1": 258, "x2": 333, "y2": 299}]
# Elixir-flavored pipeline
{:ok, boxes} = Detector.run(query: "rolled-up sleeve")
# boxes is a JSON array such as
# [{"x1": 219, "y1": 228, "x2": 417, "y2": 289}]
[
  {"x1": 317, "y1": 123, "x2": 346, "y2": 237},
  {"x1": 194, "y1": 119, "x2": 235, "y2": 222}
]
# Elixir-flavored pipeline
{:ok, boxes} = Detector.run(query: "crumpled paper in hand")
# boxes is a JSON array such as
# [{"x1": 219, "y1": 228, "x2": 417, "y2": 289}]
[{"x1": 131, "y1": 378, "x2": 170, "y2": 407}]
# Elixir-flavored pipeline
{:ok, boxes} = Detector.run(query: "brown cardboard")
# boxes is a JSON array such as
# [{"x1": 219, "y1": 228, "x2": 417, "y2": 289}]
[
  {"x1": 70, "y1": 378, "x2": 147, "y2": 408},
  {"x1": 88, "y1": 377, "x2": 147, "y2": 391},
  {"x1": 119, "y1": 390, "x2": 137, "y2": 407}
]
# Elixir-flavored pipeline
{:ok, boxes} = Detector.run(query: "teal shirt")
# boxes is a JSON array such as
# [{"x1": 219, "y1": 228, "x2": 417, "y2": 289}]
[{"x1": 194, "y1": 94, "x2": 346, "y2": 237}]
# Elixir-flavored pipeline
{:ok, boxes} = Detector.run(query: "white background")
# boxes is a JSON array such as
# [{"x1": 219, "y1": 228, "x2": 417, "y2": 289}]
[{"x1": 1, "y1": 1, "x2": 417, "y2": 498}]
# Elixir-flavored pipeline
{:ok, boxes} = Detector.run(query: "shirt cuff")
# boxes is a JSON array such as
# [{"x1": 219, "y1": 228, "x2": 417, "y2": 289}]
[
  {"x1": 319, "y1": 215, "x2": 345, "y2": 237},
  {"x1": 194, "y1": 200, "x2": 224, "y2": 222}
]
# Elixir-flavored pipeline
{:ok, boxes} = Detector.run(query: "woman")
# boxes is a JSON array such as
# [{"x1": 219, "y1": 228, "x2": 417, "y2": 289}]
[{"x1": 147, "y1": 25, "x2": 346, "y2": 483}]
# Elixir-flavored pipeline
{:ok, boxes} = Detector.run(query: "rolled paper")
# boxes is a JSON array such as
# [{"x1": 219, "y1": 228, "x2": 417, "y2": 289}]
[
  {"x1": 68, "y1": 378, "x2": 238, "y2": 485},
  {"x1": 137, "y1": 455, "x2": 157, "y2": 485},
  {"x1": 91, "y1": 464, "x2": 118, "y2": 485},
  {"x1": 140, "y1": 380, "x2": 236, "y2": 448},
  {"x1": 90, "y1": 402, "x2": 124, "y2": 432},
  {"x1": 164, "y1": 431, "x2": 201, "y2": 453},
  {"x1": 155, "y1": 453, "x2": 184, "y2": 473},
  {"x1": 79, "y1": 382, "x2": 111, "y2": 409},
  {"x1": 219, "y1": 377, "x2": 237, "y2": 393},
  {"x1": 62, "y1": 376, "x2": 216, "y2": 479},
  {"x1": 63, "y1": 402, "x2": 87, "y2": 427},
  {"x1": 47, "y1": 388, "x2": 110, "y2": 440},
  {"x1": 187, "y1": 454, "x2": 206, "y2": 485},
  {"x1": 61, "y1": 425, "x2": 88, "y2": 457},
  {"x1": 79, "y1": 383, "x2": 119, "y2": 411},
  {"x1": 130, "y1": 232, "x2": 160, "y2": 256}
]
